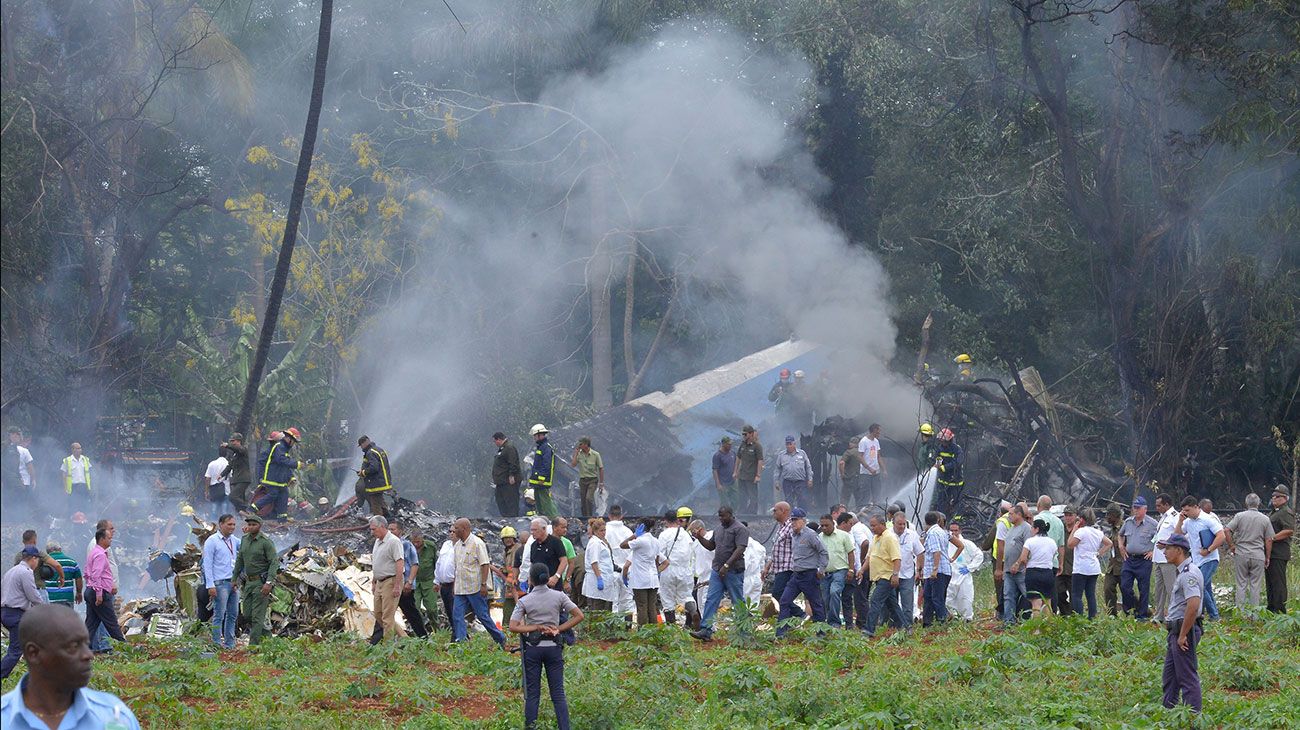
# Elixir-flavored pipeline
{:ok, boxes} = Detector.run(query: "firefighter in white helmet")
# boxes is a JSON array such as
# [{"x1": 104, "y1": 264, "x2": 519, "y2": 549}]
[{"x1": 527, "y1": 424, "x2": 557, "y2": 518}]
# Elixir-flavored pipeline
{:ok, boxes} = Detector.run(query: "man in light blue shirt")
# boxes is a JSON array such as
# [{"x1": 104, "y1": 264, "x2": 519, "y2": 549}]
[
  {"x1": 1, "y1": 604, "x2": 141, "y2": 730},
  {"x1": 1173, "y1": 496, "x2": 1225, "y2": 620},
  {"x1": 201, "y1": 514, "x2": 241, "y2": 649},
  {"x1": 921, "y1": 511, "x2": 963, "y2": 627}
]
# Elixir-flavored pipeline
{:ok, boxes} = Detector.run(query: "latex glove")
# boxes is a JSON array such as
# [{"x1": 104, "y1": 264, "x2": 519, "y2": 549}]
[
  {"x1": 519, "y1": 580, "x2": 528, "y2": 593},
  {"x1": 596, "y1": 576, "x2": 606, "y2": 591},
  {"x1": 635, "y1": 523, "x2": 646, "y2": 537},
  {"x1": 959, "y1": 566, "x2": 970, "y2": 576},
  {"x1": 622, "y1": 574, "x2": 629, "y2": 587}
]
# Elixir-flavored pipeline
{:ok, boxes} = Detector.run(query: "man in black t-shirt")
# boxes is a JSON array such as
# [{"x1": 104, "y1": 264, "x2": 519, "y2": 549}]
[{"x1": 519, "y1": 517, "x2": 569, "y2": 590}]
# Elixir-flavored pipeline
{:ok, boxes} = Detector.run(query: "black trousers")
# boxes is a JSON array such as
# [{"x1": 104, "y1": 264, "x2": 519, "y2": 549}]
[
  {"x1": 1, "y1": 607, "x2": 24, "y2": 679},
  {"x1": 495, "y1": 482, "x2": 519, "y2": 518},
  {"x1": 1265, "y1": 558, "x2": 1289, "y2": 613},
  {"x1": 439, "y1": 582, "x2": 461, "y2": 629},
  {"x1": 84, "y1": 588, "x2": 126, "y2": 644},
  {"x1": 1055, "y1": 574, "x2": 1074, "y2": 617}
]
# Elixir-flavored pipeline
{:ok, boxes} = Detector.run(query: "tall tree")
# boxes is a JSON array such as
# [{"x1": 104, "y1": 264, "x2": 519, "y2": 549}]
[{"x1": 234, "y1": 0, "x2": 335, "y2": 438}]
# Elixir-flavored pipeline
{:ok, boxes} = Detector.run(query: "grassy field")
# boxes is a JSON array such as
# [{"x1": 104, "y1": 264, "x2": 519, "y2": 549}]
[{"x1": 4, "y1": 568, "x2": 1298, "y2": 728}]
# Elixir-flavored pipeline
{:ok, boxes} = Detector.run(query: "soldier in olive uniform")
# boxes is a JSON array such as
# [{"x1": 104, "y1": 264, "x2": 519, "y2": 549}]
[
  {"x1": 233, "y1": 514, "x2": 278, "y2": 645},
  {"x1": 220, "y1": 433, "x2": 252, "y2": 513}
]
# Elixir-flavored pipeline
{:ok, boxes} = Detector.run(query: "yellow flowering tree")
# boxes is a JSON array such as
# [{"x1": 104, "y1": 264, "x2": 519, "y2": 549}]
[{"x1": 225, "y1": 132, "x2": 434, "y2": 412}]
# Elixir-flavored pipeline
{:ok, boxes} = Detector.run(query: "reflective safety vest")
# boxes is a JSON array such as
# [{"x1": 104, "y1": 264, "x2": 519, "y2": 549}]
[
  {"x1": 361, "y1": 446, "x2": 393, "y2": 493},
  {"x1": 260, "y1": 442, "x2": 294, "y2": 487},
  {"x1": 992, "y1": 515, "x2": 1011, "y2": 559},
  {"x1": 936, "y1": 444, "x2": 964, "y2": 486},
  {"x1": 528, "y1": 439, "x2": 555, "y2": 488},
  {"x1": 62, "y1": 455, "x2": 92, "y2": 494}
]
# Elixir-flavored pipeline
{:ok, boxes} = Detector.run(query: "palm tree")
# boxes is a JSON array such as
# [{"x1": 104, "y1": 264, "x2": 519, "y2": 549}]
[{"x1": 234, "y1": 0, "x2": 335, "y2": 438}]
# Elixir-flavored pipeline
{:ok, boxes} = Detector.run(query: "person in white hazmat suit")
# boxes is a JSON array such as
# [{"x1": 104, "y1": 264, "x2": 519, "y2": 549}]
[
  {"x1": 743, "y1": 534, "x2": 766, "y2": 608},
  {"x1": 604, "y1": 505, "x2": 635, "y2": 617},
  {"x1": 658, "y1": 507, "x2": 699, "y2": 628},
  {"x1": 945, "y1": 521, "x2": 984, "y2": 620},
  {"x1": 690, "y1": 518, "x2": 714, "y2": 610}
]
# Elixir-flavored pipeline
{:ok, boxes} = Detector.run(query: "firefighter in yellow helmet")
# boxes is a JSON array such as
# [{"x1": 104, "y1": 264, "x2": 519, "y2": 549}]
[
  {"x1": 954, "y1": 353, "x2": 974, "y2": 381},
  {"x1": 497, "y1": 526, "x2": 523, "y2": 621},
  {"x1": 917, "y1": 423, "x2": 939, "y2": 473}
]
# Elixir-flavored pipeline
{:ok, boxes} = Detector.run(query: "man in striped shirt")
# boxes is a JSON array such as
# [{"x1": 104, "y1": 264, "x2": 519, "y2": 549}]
[{"x1": 41, "y1": 543, "x2": 82, "y2": 607}]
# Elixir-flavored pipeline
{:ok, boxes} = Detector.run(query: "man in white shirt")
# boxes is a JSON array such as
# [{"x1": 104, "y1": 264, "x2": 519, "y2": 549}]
[
  {"x1": 657, "y1": 508, "x2": 698, "y2": 627},
  {"x1": 892, "y1": 512, "x2": 924, "y2": 627},
  {"x1": 435, "y1": 534, "x2": 458, "y2": 630},
  {"x1": 1149, "y1": 493, "x2": 1181, "y2": 623},
  {"x1": 858, "y1": 424, "x2": 886, "y2": 503},
  {"x1": 203, "y1": 448, "x2": 231, "y2": 519},
  {"x1": 604, "y1": 505, "x2": 635, "y2": 618},
  {"x1": 5, "y1": 428, "x2": 36, "y2": 510},
  {"x1": 59, "y1": 442, "x2": 92, "y2": 515}
]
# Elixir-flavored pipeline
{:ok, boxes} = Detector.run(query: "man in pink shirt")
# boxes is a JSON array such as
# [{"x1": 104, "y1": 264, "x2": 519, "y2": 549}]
[{"x1": 83, "y1": 526, "x2": 125, "y2": 651}]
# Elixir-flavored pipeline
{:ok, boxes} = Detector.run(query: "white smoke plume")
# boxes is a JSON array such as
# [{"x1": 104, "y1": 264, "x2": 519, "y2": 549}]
[{"x1": 353, "y1": 21, "x2": 917, "y2": 462}]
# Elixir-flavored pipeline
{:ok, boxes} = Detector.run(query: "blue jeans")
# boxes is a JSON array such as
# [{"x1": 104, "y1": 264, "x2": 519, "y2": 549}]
[
  {"x1": 522, "y1": 644, "x2": 569, "y2": 730},
  {"x1": 821, "y1": 569, "x2": 847, "y2": 627},
  {"x1": 698, "y1": 569, "x2": 746, "y2": 635},
  {"x1": 896, "y1": 577, "x2": 915, "y2": 628},
  {"x1": 1003, "y1": 571, "x2": 1028, "y2": 624},
  {"x1": 1071, "y1": 573, "x2": 1099, "y2": 619},
  {"x1": 770, "y1": 571, "x2": 805, "y2": 619},
  {"x1": 452, "y1": 593, "x2": 506, "y2": 646},
  {"x1": 1198, "y1": 560, "x2": 1220, "y2": 619},
  {"x1": 922, "y1": 573, "x2": 951, "y2": 626},
  {"x1": 865, "y1": 579, "x2": 905, "y2": 635},
  {"x1": 91, "y1": 624, "x2": 110, "y2": 652},
  {"x1": 211, "y1": 579, "x2": 239, "y2": 648},
  {"x1": 777, "y1": 569, "x2": 825, "y2": 637}
]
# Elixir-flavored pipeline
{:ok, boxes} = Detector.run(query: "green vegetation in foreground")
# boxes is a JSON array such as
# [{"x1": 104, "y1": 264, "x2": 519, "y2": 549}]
[{"x1": 3, "y1": 607, "x2": 1298, "y2": 729}]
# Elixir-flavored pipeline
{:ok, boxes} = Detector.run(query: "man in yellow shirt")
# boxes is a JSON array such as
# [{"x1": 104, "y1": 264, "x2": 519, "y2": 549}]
[{"x1": 864, "y1": 515, "x2": 904, "y2": 635}]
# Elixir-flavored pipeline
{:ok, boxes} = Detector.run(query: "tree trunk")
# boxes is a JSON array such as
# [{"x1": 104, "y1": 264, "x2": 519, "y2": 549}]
[
  {"x1": 588, "y1": 168, "x2": 613, "y2": 409},
  {"x1": 234, "y1": 0, "x2": 334, "y2": 438},
  {"x1": 622, "y1": 243, "x2": 637, "y2": 386},
  {"x1": 589, "y1": 249, "x2": 613, "y2": 409}
]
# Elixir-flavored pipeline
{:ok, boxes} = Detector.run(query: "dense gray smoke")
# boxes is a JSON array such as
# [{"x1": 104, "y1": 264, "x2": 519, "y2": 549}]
[{"x1": 355, "y1": 22, "x2": 919, "y2": 461}]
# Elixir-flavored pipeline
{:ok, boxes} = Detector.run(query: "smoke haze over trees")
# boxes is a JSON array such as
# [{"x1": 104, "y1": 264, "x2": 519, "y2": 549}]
[{"x1": 2, "y1": 1, "x2": 1296, "y2": 511}]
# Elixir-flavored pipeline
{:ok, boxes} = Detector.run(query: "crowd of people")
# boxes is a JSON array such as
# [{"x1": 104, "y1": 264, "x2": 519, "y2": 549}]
[{"x1": 3, "y1": 399, "x2": 1296, "y2": 724}]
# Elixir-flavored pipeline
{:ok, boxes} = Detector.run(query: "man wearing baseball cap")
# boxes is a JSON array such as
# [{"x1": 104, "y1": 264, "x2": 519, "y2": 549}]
[
  {"x1": 734, "y1": 426, "x2": 764, "y2": 515},
  {"x1": 774, "y1": 508, "x2": 827, "y2": 638},
  {"x1": 773, "y1": 436, "x2": 814, "y2": 511},
  {"x1": 2, "y1": 547, "x2": 45, "y2": 679},
  {"x1": 1156, "y1": 532, "x2": 1202, "y2": 712},
  {"x1": 233, "y1": 514, "x2": 277, "y2": 645},
  {"x1": 1266, "y1": 485, "x2": 1295, "y2": 613},
  {"x1": 1117, "y1": 496, "x2": 1160, "y2": 620}
]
